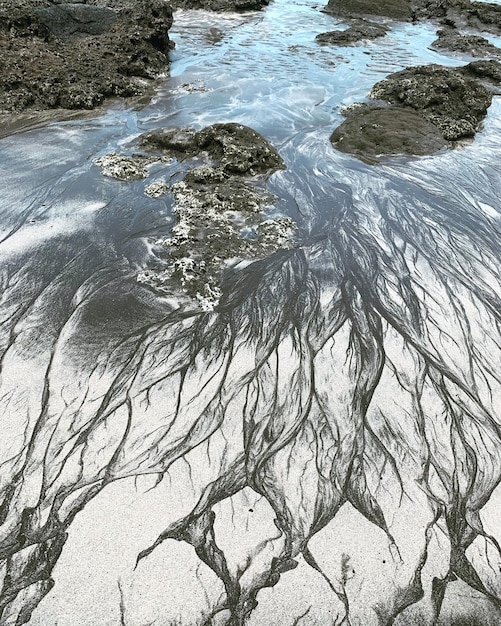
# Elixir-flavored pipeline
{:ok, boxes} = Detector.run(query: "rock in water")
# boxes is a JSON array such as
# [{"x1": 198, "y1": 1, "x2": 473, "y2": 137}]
[
  {"x1": 134, "y1": 123, "x2": 290, "y2": 310},
  {"x1": 316, "y1": 20, "x2": 389, "y2": 46},
  {"x1": 325, "y1": 0, "x2": 412, "y2": 20},
  {"x1": 369, "y1": 64, "x2": 494, "y2": 141},
  {"x1": 431, "y1": 28, "x2": 501, "y2": 58},
  {"x1": 195, "y1": 123, "x2": 285, "y2": 175},
  {"x1": 140, "y1": 123, "x2": 285, "y2": 175},
  {"x1": 330, "y1": 61, "x2": 501, "y2": 161}
]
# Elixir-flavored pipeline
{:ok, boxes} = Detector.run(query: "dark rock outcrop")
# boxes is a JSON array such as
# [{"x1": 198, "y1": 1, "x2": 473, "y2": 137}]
[
  {"x1": 431, "y1": 28, "x2": 501, "y2": 58},
  {"x1": 0, "y1": 0, "x2": 174, "y2": 115},
  {"x1": 324, "y1": 0, "x2": 412, "y2": 21},
  {"x1": 169, "y1": 0, "x2": 269, "y2": 9},
  {"x1": 466, "y1": 58, "x2": 501, "y2": 83},
  {"x1": 35, "y1": 4, "x2": 118, "y2": 37},
  {"x1": 140, "y1": 122, "x2": 285, "y2": 175},
  {"x1": 325, "y1": 0, "x2": 501, "y2": 34},
  {"x1": 316, "y1": 19, "x2": 389, "y2": 46},
  {"x1": 369, "y1": 63, "x2": 497, "y2": 140},
  {"x1": 132, "y1": 123, "x2": 292, "y2": 309},
  {"x1": 413, "y1": 0, "x2": 501, "y2": 34},
  {"x1": 331, "y1": 61, "x2": 501, "y2": 161}
]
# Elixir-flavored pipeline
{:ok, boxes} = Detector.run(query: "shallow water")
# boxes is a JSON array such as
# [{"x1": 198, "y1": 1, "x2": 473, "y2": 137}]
[{"x1": 1, "y1": 1, "x2": 501, "y2": 625}]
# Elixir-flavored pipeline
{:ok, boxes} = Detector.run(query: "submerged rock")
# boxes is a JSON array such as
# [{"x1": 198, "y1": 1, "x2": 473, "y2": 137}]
[
  {"x1": 139, "y1": 172, "x2": 295, "y2": 310},
  {"x1": 331, "y1": 61, "x2": 501, "y2": 160},
  {"x1": 96, "y1": 124, "x2": 293, "y2": 310},
  {"x1": 0, "y1": 0, "x2": 173, "y2": 115},
  {"x1": 140, "y1": 122, "x2": 292, "y2": 310},
  {"x1": 316, "y1": 19, "x2": 389, "y2": 46},
  {"x1": 94, "y1": 152, "x2": 169, "y2": 181}
]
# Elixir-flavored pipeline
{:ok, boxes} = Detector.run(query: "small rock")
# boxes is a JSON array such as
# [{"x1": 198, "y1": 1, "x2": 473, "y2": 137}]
[
  {"x1": 94, "y1": 153, "x2": 158, "y2": 181},
  {"x1": 145, "y1": 181, "x2": 169, "y2": 197},
  {"x1": 431, "y1": 28, "x2": 501, "y2": 58},
  {"x1": 140, "y1": 123, "x2": 285, "y2": 175},
  {"x1": 316, "y1": 20, "x2": 389, "y2": 46}
]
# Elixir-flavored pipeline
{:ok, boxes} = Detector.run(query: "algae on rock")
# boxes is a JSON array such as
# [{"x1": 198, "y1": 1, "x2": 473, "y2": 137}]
[
  {"x1": 138, "y1": 168, "x2": 296, "y2": 311},
  {"x1": 94, "y1": 152, "x2": 169, "y2": 182}
]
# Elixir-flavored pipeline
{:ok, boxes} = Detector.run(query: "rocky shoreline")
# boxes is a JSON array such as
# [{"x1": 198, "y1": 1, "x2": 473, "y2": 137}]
[
  {"x1": 0, "y1": 0, "x2": 175, "y2": 119},
  {"x1": 321, "y1": 0, "x2": 501, "y2": 160},
  {"x1": 2, "y1": 0, "x2": 501, "y2": 157},
  {"x1": 325, "y1": 0, "x2": 501, "y2": 30},
  {"x1": 331, "y1": 61, "x2": 501, "y2": 161},
  {"x1": 0, "y1": 0, "x2": 270, "y2": 125}
]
